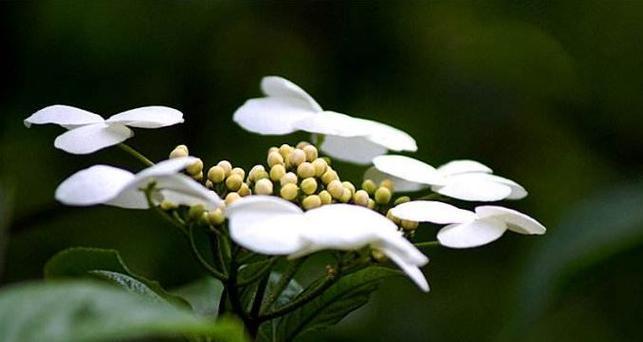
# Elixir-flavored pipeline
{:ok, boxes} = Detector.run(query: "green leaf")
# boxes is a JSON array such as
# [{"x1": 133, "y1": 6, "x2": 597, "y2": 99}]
[
  {"x1": 257, "y1": 273, "x2": 304, "y2": 342},
  {"x1": 0, "y1": 184, "x2": 13, "y2": 280},
  {"x1": 238, "y1": 258, "x2": 275, "y2": 285},
  {"x1": 173, "y1": 277, "x2": 224, "y2": 318},
  {"x1": 44, "y1": 247, "x2": 188, "y2": 308},
  {"x1": 272, "y1": 266, "x2": 400, "y2": 341},
  {"x1": 0, "y1": 280, "x2": 247, "y2": 342},
  {"x1": 89, "y1": 270, "x2": 166, "y2": 303}
]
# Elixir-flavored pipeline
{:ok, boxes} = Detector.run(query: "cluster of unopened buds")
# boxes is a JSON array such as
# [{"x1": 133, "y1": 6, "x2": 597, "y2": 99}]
[{"x1": 24, "y1": 75, "x2": 546, "y2": 335}]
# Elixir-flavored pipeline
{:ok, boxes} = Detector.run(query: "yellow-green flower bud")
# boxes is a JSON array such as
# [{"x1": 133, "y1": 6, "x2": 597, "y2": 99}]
[
  {"x1": 280, "y1": 183, "x2": 299, "y2": 201},
  {"x1": 321, "y1": 169, "x2": 339, "y2": 185},
  {"x1": 268, "y1": 146, "x2": 279, "y2": 154},
  {"x1": 279, "y1": 144, "x2": 294, "y2": 158},
  {"x1": 231, "y1": 167, "x2": 245, "y2": 179},
  {"x1": 296, "y1": 141, "x2": 310, "y2": 149},
  {"x1": 371, "y1": 249, "x2": 388, "y2": 263},
  {"x1": 386, "y1": 209, "x2": 401, "y2": 225},
  {"x1": 205, "y1": 180, "x2": 214, "y2": 189},
  {"x1": 394, "y1": 196, "x2": 411, "y2": 206},
  {"x1": 361, "y1": 179, "x2": 377, "y2": 195},
  {"x1": 225, "y1": 192, "x2": 240, "y2": 206},
  {"x1": 270, "y1": 164, "x2": 286, "y2": 182},
  {"x1": 160, "y1": 200, "x2": 177, "y2": 211},
  {"x1": 169, "y1": 145, "x2": 189, "y2": 159},
  {"x1": 254, "y1": 178, "x2": 273, "y2": 195},
  {"x1": 217, "y1": 160, "x2": 232, "y2": 177},
  {"x1": 186, "y1": 158, "x2": 204, "y2": 175},
  {"x1": 254, "y1": 170, "x2": 269, "y2": 182},
  {"x1": 297, "y1": 162, "x2": 315, "y2": 178},
  {"x1": 288, "y1": 149, "x2": 306, "y2": 169},
  {"x1": 319, "y1": 190, "x2": 332, "y2": 204},
  {"x1": 303, "y1": 145, "x2": 318, "y2": 161},
  {"x1": 322, "y1": 156, "x2": 332, "y2": 165},
  {"x1": 248, "y1": 165, "x2": 266, "y2": 182},
  {"x1": 400, "y1": 219, "x2": 419, "y2": 231},
  {"x1": 207, "y1": 166, "x2": 226, "y2": 183},
  {"x1": 238, "y1": 183, "x2": 251, "y2": 197},
  {"x1": 280, "y1": 172, "x2": 298, "y2": 186},
  {"x1": 379, "y1": 179, "x2": 394, "y2": 191},
  {"x1": 367, "y1": 199, "x2": 376, "y2": 209},
  {"x1": 302, "y1": 195, "x2": 322, "y2": 210},
  {"x1": 353, "y1": 190, "x2": 369, "y2": 207},
  {"x1": 301, "y1": 177, "x2": 318, "y2": 195},
  {"x1": 342, "y1": 181, "x2": 356, "y2": 195},
  {"x1": 225, "y1": 174, "x2": 243, "y2": 191},
  {"x1": 188, "y1": 204, "x2": 206, "y2": 221},
  {"x1": 327, "y1": 180, "x2": 345, "y2": 199},
  {"x1": 375, "y1": 187, "x2": 392, "y2": 205},
  {"x1": 312, "y1": 158, "x2": 328, "y2": 177},
  {"x1": 267, "y1": 151, "x2": 285, "y2": 167},
  {"x1": 193, "y1": 171, "x2": 204, "y2": 181},
  {"x1": 339, "y1": 188, "x2": 352, "y2": 203},
  {"x1": 207, "y1": 208, "x2": 225, "y2": 225}
]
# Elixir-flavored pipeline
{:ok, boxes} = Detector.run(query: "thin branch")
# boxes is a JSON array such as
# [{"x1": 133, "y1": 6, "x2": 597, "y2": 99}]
[{"x1": 118, "y1": 143, "x2": 154, "y2": 166}]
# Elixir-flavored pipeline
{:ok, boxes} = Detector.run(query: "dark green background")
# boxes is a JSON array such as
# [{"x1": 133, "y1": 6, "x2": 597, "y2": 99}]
[{"x1": 1, "y1": 1, "x2": 642, "y2": 341}]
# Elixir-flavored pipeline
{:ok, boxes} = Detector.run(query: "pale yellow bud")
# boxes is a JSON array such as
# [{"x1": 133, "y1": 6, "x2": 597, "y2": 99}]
[
  {"x1": 303, "y1": 145, "x2": 318, "y2": 161},
  {"x1": 248, "y1": 165, "x2": 266, "y2": 182},
  {"x1": 371, "y1": 249, "x2": 388, "y2": 263},
  {"x1": 225, "y1": 174, "x2": 243, "y2": 191},
  {"x1": 199, "y1": 212, "x2": 210, "y2": 225},
  {"x1": 319, "y1": 190, "x2": 332, "y2": 204},
  {"x1": 270, "y1": 164, "x2": 286, "y2": 182},
  {"x1": 302, "y1": 195, "x2": 322, "y2": 210},
  {"x1": 342, "y1": 181, "x2": 356, "y2": 195},
  {"x1": 186, "y1": 158, "x2": 204, "y2": 175},
  {"x1": 207, "y1": 208, "x2": 225, "y2": 225},
  {"x1": 296, "y1": 141, "x2": 310, "y2": 149},
  {"x1": 279, "y1": 144, "x2": 294, "y2": 158},
  {"x1": 225, "y1": 192, "x2": 240, "y2": 206},
  {"x1": 217, "y1": 160, "x2": 232, "y2": 177},
  {"x1": 231, "y1": 167, "x2": 245, "y2": 179},
  {"x1": 238, "y1": 183, "x2": 251, "y2": 197},
  {"x1": 267, "y1": 151, "x2": 284, "y2": 167},
  {"x1": 169, "y1": 145, "x2": 189, "y2": 159},
  {"x1": 327, "y1": 180, "x2": 345, "y2": 199},
  {"x1": 193, "y1": 171, "x2": 204, "y2": 181},
  {"x1": 288, "y1": 149, "x2": 306, "y2": 168},
  {"x1": 297, "y1": 162, "x2": 315, "y2": 178},
  {"x1": 160, "y1": 200, "x2": 177, "y2": 211},
  {"x1": 353, "y1": 190, "x2": 369, "y2": 206},
  {"x1": 321, "y1": 169, "x2": 339, "y2": 185},
  {"x1": 301, "y1": 177, "x2": 318, "y2": 195},
  {"x1": 280, "y1": 172, "x2": 298, "y2": 186},
  {"x1": 375, "y1": 187, "x2": 392, "y2": 205},
  {"x1": 207, "y1": 166, "x2": 226, "y2": 183},
  {"x1": 394, "y1": 196, "x2": 411, "y2": 206},
  {"x1": 322, "y1": 156, "x2": 332, "y2": 165},
  {"x1": 367, "y1": 199, "x2": 376, "y2": 209},
  {"x1": 312, "y1": 158, "x2": 328, "y2": 177},
  {"x1": 254, "y1": 178, "x2": 273, "y2": 195},
  {"x1": 205, "y1": 180, "x2": 214, "y2": 189},
  {"x1": 386, "y1": 209, "x2": 401, "y2": 225},
  {"x1": 361, "y1": 179, "x2": 377, "y2": 195},
  {"x1": 188, "y1": 204, "x2": 206, "y2": 221},
  {"x1": 280, "y1": 183, "x2": 299, "y2": 201},
  {"x1": 380, "y1": 179, "x2": 394, "y2": 191},
  {"x1": 268, "y1": 146, "x2": 279, "y2": 155},
  {"x1": 254, "y1": 170, "x2": 269, "y2": 182},
  {"x1": 401, "y1": 219, "x2": 419, "y2": 231},
  {"x1": 339, "y1": 188, "x2": 352, "y2": 203}
]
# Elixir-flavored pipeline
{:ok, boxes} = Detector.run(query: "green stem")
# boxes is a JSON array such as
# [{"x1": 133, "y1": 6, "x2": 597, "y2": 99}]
[
  {"x1": 238, "y1": 257, "x2": 278, "y2": 287},
  {"x1": 261, "y1": 258, "x2": 306, "y2": 313},
  {"x1": 188, "y1": 225, "x2": 228, "y2": 280},
  {"x1": 414, "y1": 241, "x2": 439, "y2": 248},
  {"x1": 118, "y1": 143, "x2": 154, "y2": 166},
  {"x1": 226, "y1": 245, "x2": 249, "y2": 323}
]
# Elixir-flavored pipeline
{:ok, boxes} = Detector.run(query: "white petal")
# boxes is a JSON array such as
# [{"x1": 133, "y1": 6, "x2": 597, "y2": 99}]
[
  {"x1": 480, "y1": 174, "x2": 528, "y2": 200},
  {"x1": 106, "y1": 106, "x2": 184, "y2": 128},
  {"x1": 156, "y1": 174, "x2": 223, "y2": 210},
  {"x1": 261, "y1": 76, "x2": 323, "y2": 112},
  {"x1": 364, "y1": 167, "x2": 428, "y2": 192},
  {"x1": 391, "y1": 201, "x2": 476, "y2": 224},
  {"x1": 382, "y1": 249, "x2": 430, "y2": 292},
  {"x1": 437, "y1": 218, "x2": 508, "y2": 248},
  {"x1": 295, "y1": 111, "x2": 367, "y2": 137},
  {"x1": 433, "y1": 173, "x2": 513, "y2": 201},
  {"x1": 135, "y1": 157, "x2": 198, "y2": 179},
  {"x1": 55, "y1": 165, "x2": 134, "y2": 206},
  {"x1": 437, "y1": 160, "x2": 493, "y2": 176},
  {"x1": 372, "y1": 155, "x2": 445, "y2": 185},
  {"x1": 24, "y1": 105, "x2": 104, "y2": 128},
  {"x1": 475, "y1": 206, "x2": 546, "y2": 235},
  {"x1": 104, "y1": 188, "x2": 149, "y2": 209},
  {"x1": 352, "y1": 118, "x2": 417, "y2": 152},
  {"x1": 54, "y1": 123, "x2": 133, "y2": 154},
  {"x1": 320, "y1": 136, "x2": 388, "y2": 165},
  {"x1": 226, "y1": 196, "x2": 306, "y2": 255},
  {"x1": 373, "y1": 230, "x2": 429, "y2": 266},
  {"x1": 233, "y1": 98, "x2": 317, "y2": 135}
]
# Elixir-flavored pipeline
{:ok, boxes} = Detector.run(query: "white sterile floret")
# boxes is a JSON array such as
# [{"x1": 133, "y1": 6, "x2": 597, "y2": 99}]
[
  {"x1": 24, "y1": 105, "x2": 184, "y2": 154},
  {"x1": 370, "y1": 155, "x2": 527, "y2": 201},
  {"x1": 226, "y1": 196, "x2": 430, "y2": 292},
  {"x1": 391, "y1": 201, "x2": 546, "y2": 248},
  {"x1": 55, "y1": 157, "x2": 222, "y2": 210},
  {"x1": 232, "y1": 76, "x2": 417, "y2": 164}
]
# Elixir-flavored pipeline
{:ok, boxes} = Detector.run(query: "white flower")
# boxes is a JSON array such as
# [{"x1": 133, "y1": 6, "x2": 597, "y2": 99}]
[
  {"x1": 369, "y1": 155, "x2": 527, "y2": 201},
  {"x1": 226, "y1": 196, "x2": 429, "y2": 291},
  {"x1": 24, "y1": 105, "x2": 184, "y2": 154},
  {"x1": 391, "y1": 201, "x2": 545, "y2": 248},
  {"x1": 232, "y1": 76, "x2": 417, "y2": 164},
  {"x1": 55, "y1": 157, "x2": 222, "y2": 210}
]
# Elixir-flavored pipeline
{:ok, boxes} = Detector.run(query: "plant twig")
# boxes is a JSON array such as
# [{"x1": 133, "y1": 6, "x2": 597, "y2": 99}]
[{"x1": 118, "y1": 143, "x2": 154, "y2": 166}]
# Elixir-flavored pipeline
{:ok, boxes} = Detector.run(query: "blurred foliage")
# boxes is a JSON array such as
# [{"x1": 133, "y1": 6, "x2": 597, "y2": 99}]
[{"x1": 0, "y1": 1, "x2": 642, "y2": 341}]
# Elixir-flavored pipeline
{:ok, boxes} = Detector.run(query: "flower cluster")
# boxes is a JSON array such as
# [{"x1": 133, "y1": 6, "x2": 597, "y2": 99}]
[{"x1": 24, "y1": 75, "x2": 545, "y2": 332}]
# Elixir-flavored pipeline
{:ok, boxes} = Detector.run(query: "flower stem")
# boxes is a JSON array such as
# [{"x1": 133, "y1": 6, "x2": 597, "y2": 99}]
[
  {"x1": 188, "y1": 225, "x2": 228, "y2": 280},
  {"x1": 414, "y1": 241, "x2": 439, "y2": 248},
  {"x1": 260, "y1": 258, "x2": 306, "y2": 314},
  {"x1": 118, "y1": 143, "x2": 154, "y2": 166}
]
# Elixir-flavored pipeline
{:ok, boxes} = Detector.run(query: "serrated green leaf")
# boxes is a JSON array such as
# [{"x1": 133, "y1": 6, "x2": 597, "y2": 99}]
[
  {"x1": 44, "y1": 247, "x2": 189, "y2": 308},
  {"x1": 272, "y1": 266, "x2": 400, "y2": 341},
  {"x1": 89, "y1": 270, "x2": 166, "y2": 303},
  {"x1": 257, "y1": 272, "x2": 304, "y2": 342},
  {"x1": 173, "y1": 277, "x2": 225, "y2": 318},
  {"x1": 0, "y1": 280, "x2": 247, "y2": 342}
]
